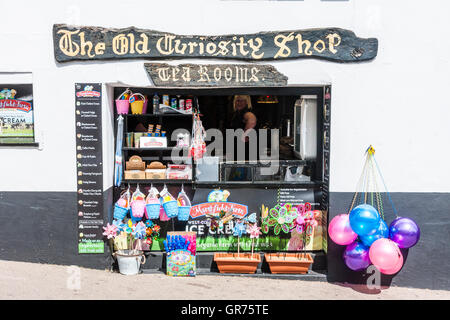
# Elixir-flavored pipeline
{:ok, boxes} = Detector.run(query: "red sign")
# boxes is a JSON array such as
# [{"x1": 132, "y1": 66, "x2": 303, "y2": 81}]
[
  {"x1": 190, "y1": 202, "x2": 248, "y2": 219},
  {"x1": 76, "y1": 91, "x2": 101, "y2": 98},
  {"x1": 0, "y1": 99, "x2": 32, "y2": 112}
]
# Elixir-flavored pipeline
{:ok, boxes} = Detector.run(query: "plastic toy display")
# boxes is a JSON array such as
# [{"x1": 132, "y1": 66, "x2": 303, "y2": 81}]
[{"x1": 164, "y1": 232, "x2": 196, "y2": 277}]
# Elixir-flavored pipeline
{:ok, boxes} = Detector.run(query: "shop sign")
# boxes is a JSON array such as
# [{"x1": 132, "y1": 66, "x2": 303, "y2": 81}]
[
  {"x1": 53, "y1": 24, "x2": 378, "y2": 63},
  {"x1": 145, "y1": 63, "x2": 288, "y2": 87},
  {"x1": 0, "y1": 85, "x2": 35, "y2": 144},
  {"x1": 190, "y1": 202, "x2": 248, "y2": 219}
]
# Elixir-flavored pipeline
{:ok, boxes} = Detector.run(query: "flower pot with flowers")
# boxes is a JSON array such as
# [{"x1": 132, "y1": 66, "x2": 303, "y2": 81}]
[
  {"x1": 214, "y1": 213, "x2": 262, "y2": 274},
  {"x1": 262, "y1": 203, "x2": 317, "y2": 274},
  {"x1": 103, "y1": 218, "x2": 161, "y2": 275}
]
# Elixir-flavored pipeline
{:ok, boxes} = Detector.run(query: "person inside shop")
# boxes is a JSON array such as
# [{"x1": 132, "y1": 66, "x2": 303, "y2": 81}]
[
  {"x1": 228, "y1": 95, "x2": 258, "y2": 180},
  {"x1": 230, "y1": 95, "x2": 257, "y2": 142}
]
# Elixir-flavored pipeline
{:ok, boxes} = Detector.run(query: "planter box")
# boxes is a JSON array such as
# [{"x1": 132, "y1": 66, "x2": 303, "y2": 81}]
[
  {"x1": 214, "y1": 253, "x2": 261, "y2": 274},
  {"x1": 265, "y1": 253, "x2": 314, "y2": 274}
]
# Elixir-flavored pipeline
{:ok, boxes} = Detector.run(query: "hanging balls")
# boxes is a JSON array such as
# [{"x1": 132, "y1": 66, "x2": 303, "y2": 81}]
[
  {"x1": 389, "y1": 217, "x2": 420, "y2": 249},
  {"x1": 343, "y1": 241, "x2": 371, "y2": 271},
  {"x1": 328, "y1": 214, "x2": 358, "y2": 245},
  {"x1": 360, "y1": 219, "x2": 389, "y2": 247},
  {"x1": 349, "y1": 204, "x2": 381, "y2": 236},
  {"x1": 369, "y1": 238, "x2": 402, "y2": 271},
  {"x1": 377, "y1": 252, "x2": 404, "y2": 275}
]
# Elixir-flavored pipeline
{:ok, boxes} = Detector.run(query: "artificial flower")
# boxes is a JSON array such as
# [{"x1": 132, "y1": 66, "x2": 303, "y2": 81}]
[{"x1": 152, "y1": 224, "x2": 161, "y2": 234}]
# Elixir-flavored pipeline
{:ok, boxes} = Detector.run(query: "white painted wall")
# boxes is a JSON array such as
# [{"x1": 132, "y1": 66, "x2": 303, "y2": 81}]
[{"x1": 0, "y1": 0, "x2": 448, "y2": 192}]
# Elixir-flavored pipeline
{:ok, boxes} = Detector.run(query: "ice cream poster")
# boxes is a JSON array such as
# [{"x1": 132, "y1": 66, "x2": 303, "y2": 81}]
[{"x1": 0, "y1": 84, "x2": 34, "y2": 143}]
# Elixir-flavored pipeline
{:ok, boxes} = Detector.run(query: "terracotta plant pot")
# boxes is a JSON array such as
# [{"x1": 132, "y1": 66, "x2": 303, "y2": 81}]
[
  {"x1": 265, "y1": 253, "x2": 314, "y2": 274},
  {"x1": 214, "y1": 253, "x2": 261, "y2": 274}
]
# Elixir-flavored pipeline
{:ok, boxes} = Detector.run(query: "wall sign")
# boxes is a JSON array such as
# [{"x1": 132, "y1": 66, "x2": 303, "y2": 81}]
[
  {"x1": 145, "y1": 63, "x2": 288, "y2": 87},
  {"x1": 75, "y1": 83, "x2": 104, "y2": 254},
  {"x1": 0, "y1": 84, "x2": 35, "y2": 144},
  {"x1": 53, "y1": 24, "x2": 378, "y2": 63}
]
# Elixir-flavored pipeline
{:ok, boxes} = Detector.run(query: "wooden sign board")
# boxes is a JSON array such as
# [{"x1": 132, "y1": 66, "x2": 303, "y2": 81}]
[
  {"x1": 145, "y1": 63, "x2": 288, "y2": 87},
  {"x1": 53, "y1": 24, "x2": 378, "y2": 63}
]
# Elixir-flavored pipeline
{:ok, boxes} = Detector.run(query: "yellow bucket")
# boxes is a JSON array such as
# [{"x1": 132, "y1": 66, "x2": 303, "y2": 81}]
[{"x1": 130, "y1": 93, "x2": 146, "y2": 114}]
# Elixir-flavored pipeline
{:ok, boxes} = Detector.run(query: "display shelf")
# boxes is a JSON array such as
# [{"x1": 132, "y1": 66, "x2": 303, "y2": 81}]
[
  {"x1": 194, "y1": 181, "x2": 323, "y2": 188},
  {"x1": 122, "y1": 179, "x2": 193, "y2": 185},
  {"x1": 123, "y1": 147, "x2": 189, "y2": 152},
  {"x1": 124, "y1": 113, "x2": 192, "y2": 117}
]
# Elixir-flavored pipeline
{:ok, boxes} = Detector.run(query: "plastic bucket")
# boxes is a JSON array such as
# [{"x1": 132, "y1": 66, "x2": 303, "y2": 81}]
[
  {"x1": 163, "y1": 200, "x2": 179, "y2": 219},
  {"x1": 131, "y1": 200, "x2": 145, "y2": 221},
  {"x1": 159, "y1": 205, "x2": 170, "y2": 221},
  {"x1": 145, "y1": 203, "x2": 161, "y2": 219},
  {"x1": 142, "y1": 99, "x2": 148, "y2": 114},
  {"x1": 177, "y1": 206, "x2": 191, "y2": 221},
  {"x1": 113, "y1": 204, "x2": 128, "y2": 220},
  {"x1": 115, "y1": 250, "x2": 146, "y2": 275},
  {"x1": 130, "y1": 93, "x2": 146, "y2": 114},
  {"x1": 116, "y1": 99, "x2": 129, "y2": 114}
]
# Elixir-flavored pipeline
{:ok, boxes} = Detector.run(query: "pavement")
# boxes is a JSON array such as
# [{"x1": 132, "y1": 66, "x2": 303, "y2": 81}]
[{"x1": 0, "y1": 260, "x2": 449, "y2": 300}]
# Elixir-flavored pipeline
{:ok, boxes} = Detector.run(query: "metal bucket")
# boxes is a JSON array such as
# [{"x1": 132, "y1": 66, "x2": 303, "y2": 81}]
[{"x1": 114, "y1": 250, "x2": 146, "y2": 275}]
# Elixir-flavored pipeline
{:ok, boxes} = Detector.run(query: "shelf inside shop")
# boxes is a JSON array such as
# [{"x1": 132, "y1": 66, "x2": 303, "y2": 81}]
[
  {"x1": 122, "y1": 179, "x2": 193, "y2": 185},
  {"x1": 193, "y1": 180, "x2": 323, "y2": 188},
  {"x1": 125, "y1": 113, "x2": 192, "y2": 118},
  {"x1": 122, "y1": 147, "x2": 190, "y2": 152}
]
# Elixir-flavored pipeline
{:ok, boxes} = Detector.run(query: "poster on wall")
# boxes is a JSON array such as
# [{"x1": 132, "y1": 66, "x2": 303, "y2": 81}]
[
  {"x1": 75, "y1": 83, "x2": 104, "y2": 254},
  {"x1": 0, "y1": 84, "x2": 35, "y2": 144},
  {"x1": 181, "y1": 187, "x2": 324, "y2": 252}
]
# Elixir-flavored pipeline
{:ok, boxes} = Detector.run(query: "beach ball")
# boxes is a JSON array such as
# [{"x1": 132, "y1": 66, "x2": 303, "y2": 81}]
[
  {"x1": 377, "y1": 252, "x2": 404, "y2": 275},
  {"x1": 328, "y1": 214, "x2": 358, "y2": 245},
  {"x1": 389, "y1": 217, "x2": 420, "y2": 249},
  {"x1": 343, "y1": 241, "x2": 371, "y2": 271},
  {"x1": 349, "y1": 204, "x2": 380, "y2": 236},
  {"x1": 360, "y1": 219, "x2": 389, "y2": 247},
  {"x1": 369, "y1": 238, "x2": 402, "y2": 271}
]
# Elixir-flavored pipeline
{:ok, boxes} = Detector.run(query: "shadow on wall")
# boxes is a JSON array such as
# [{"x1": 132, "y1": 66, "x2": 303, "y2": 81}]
[{"x1": 327, "y1": 192, "x2": 450, "y2": 291}]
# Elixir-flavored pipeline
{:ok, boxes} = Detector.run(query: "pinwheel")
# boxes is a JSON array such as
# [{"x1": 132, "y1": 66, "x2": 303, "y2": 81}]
[
  {"x1": 262, "y1": 203, "x2": 297, "y2": 235},
  {"x1": 112, "y1": 219, "x2": 126, "y2": 233},
  {"x1": 133, "y1": 221, "x2": 147, "y2": 240},
  {"x1": 247, "y1": 224, "x2": 262, "y2": 239},
  {"x1": 102, "y1": 223, "x2": 118, "y2": 239},
  {"x1": 233, "y1": 221, "x2": 247, "y2": 237}
]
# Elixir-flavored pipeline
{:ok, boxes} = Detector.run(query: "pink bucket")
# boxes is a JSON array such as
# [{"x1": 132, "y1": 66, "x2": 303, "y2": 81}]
[
  {"x1": 115, "y1": 89, "x2": 132, "y2": 114},
  {"x1": 142, "y1": 97, "x2": 148, "y2": 114},
  {"x1": 116, "y1": 99, "x2": 129, "y2": 114}
]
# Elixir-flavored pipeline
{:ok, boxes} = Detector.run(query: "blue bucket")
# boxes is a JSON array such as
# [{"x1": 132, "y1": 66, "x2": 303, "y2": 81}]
[
  {"x1": 113, "y1": 204, "x2": 128, "y2": 220},
  {"x1": 146, "y1": 203, "x2": 161, "y2": 220},
  {"x1": 177, "y1": 206, "x2": 191, "y2": 221},
  {"x1": 163, "y1": 200, "x2": 179, "y2": 219}
]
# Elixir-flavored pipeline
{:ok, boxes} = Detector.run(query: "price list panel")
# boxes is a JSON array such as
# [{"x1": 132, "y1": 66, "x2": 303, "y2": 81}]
[{"x1": 75, "y1": 83, "x2": 104, "y2": 254}]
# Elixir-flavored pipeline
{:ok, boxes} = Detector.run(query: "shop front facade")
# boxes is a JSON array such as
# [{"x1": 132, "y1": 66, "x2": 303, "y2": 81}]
[{"x1": 0, "y1": 0, "x2": 449, "y2": 290}]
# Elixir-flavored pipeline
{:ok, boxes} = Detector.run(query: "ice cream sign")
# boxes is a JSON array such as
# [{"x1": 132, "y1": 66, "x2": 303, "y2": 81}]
[
  {"x1": 0, "y1": 89, "x2": 31, "y2": 112},
  {"x1": 189, "y1": 190, "x2": 248, "y2": 219}
]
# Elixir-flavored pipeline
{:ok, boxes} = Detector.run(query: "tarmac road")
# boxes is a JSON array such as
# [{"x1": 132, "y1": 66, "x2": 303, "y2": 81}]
[{"x1": 0, "y1": 260, "x2": 448, "y2": 300}]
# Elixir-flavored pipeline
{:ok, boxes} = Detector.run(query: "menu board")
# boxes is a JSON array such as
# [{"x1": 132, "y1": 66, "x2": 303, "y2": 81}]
[{"x1": 75, "y1": 83, "x2": 104, "y2": 254}]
